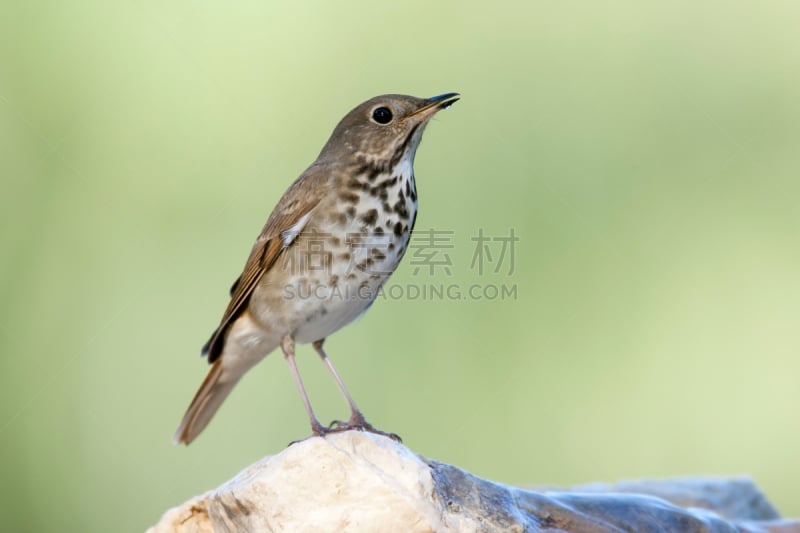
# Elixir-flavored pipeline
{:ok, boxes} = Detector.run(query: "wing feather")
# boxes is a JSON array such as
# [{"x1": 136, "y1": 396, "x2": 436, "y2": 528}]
[{"x1": 202, "y1": 174, "x2": 326, "y2": 362}]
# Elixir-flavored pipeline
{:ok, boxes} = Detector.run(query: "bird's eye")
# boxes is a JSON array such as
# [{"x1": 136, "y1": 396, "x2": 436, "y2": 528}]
[{"x1": 372, "y1": 107, "x2": 393, "y2": 124}]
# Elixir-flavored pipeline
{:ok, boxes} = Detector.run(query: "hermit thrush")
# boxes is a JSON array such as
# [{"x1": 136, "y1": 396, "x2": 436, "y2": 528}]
[{"x1": 174, "y1": 93, "x2": 459, "y2": 445}]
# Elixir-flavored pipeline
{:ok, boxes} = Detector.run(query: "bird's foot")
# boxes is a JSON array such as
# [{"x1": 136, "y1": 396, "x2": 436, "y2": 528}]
[{"x1": 326, "y1": 414, "x2": 402, "y2": 442}]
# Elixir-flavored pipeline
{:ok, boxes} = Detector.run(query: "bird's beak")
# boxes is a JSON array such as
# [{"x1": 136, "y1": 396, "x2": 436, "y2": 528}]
[{"x1": 410, "y1": 92, "x2": 460, "y2": 120}]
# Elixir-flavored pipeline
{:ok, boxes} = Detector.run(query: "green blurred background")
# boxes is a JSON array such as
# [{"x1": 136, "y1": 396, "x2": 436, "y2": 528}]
[{"x1": 2, "y1": 1, "x2": 799, "y2": 530}]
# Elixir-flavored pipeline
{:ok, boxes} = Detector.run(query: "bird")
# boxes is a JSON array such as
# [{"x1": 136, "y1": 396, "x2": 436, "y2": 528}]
[{"x1": 174, "y1": 92, "x2": 459, "y2": 445}]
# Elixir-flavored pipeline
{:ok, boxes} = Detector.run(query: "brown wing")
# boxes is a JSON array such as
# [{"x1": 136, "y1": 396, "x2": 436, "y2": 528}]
[{"x1": 202, "y1": 173, "x2": 327, "y2": 363}]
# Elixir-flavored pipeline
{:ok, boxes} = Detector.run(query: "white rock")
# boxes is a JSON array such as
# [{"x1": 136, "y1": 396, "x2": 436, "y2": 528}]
[{"x1": 149, "y1": 432, "x2": 460, "y2": 533}]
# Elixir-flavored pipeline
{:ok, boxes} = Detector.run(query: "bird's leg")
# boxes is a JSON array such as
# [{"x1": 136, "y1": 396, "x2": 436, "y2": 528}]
[
  {"x1": 282, "y1": 335, "x2": 326, "y2": 437},
  {"x1": 312, "y1": 339, "x2": 361, "y2": 420},
  {"x1": 312, "y1": 339, "x2": 402, "y2": 442}
]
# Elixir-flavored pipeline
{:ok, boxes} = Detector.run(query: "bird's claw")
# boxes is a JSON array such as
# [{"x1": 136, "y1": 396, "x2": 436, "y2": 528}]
[
  {"x1": 325, "y1": 418, "x2": 402, "y2": 442},
  {"x1": 327, "y1": 419, "x2": 349, "y2": 430}
]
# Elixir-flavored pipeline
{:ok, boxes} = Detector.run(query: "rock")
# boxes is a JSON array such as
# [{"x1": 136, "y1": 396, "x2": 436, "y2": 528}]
[
  {"x1": 535, "y1": 477, "x2": 782, "y2": 520},
  {"x1": 149, "y1": 431, "x2": 799, "y2": 533}
]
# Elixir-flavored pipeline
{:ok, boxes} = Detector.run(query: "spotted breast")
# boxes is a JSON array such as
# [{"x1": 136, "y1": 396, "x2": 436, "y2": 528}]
[{"x1": 251, "y1": 159, "x2": 418, "y2": 345}]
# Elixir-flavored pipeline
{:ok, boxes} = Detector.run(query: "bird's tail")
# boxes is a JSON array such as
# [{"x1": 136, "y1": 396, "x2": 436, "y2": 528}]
[{"x1": 173, "y1": 359, "x2": 239, "y2": 445}]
